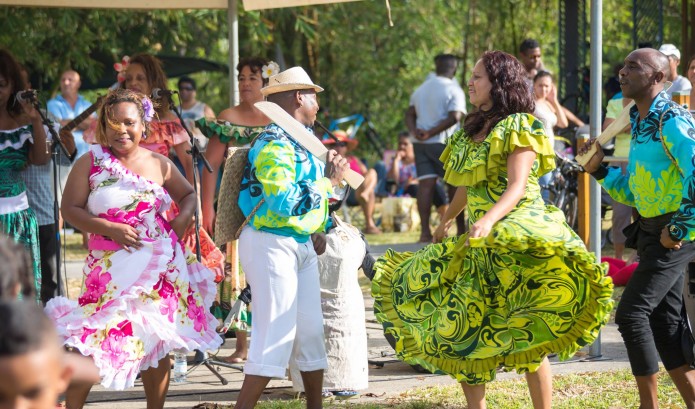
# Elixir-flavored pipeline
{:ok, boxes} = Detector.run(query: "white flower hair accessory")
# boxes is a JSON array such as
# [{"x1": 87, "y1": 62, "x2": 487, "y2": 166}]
[{"x1": 262, "y1": 61, "x2": 280, "y2": 79}]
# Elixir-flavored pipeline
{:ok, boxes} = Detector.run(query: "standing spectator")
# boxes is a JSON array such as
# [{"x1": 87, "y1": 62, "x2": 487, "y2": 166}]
[
  {"x1": 178, "y1": 76, "x2": 215, "y2": 150},
  {"x1": 19, "y1": 66, "x2": 73, "y2": 304},
  {"x1": 233, "y1": 67, "x2": 349, "y2": 409},
  {"x1": 405, "y1": 53, "x2": 466, "y2": 242},
  {"x1": 658, "y1": 44, "x2": 692, "y2": 98},
  {"x1": 47, "y1": 69, "x2": 94, "y2": 248},
  {"x1": 0, "y1": 49, "x2": 50, "y2": 302},
  {"x1": 581, "y1": 48, "x2": 695, "y2": 408},
  {"x1": 519, "y1": 38, "x2": 545, "y2": 84},
  {"x1": 47, "y1": 70, "x2": 94, "y2": 160}
]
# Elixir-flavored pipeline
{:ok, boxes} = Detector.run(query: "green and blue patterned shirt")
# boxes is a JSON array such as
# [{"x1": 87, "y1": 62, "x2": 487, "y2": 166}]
[
  {"x1": 238, "y1": 123, "x2": 333, "y2": 243},
  {"x1": 600, "y1": 91, "x2": 695, "y2": 241}
]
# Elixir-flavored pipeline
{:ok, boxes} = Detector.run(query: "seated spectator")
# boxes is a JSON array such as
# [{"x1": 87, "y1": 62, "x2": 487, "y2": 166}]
[
  {"x1": 387, "y1": 132, "x2": 447, "y2": 219},
  {"x1": 323, "y1": 130, "x2": 385, "y2": 234}
]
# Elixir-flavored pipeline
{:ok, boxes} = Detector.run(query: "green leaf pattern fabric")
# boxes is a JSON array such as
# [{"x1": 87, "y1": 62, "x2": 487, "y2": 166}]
[
  {"x1": 0, "y1": 125, "x2": 41, "y2": 300},
  {"x1": 371, "y1": 113, "x2": 614, "y2": 384}
]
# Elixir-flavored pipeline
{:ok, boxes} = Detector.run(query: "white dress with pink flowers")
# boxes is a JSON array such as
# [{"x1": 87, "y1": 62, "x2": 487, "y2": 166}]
[{"x1": 45, "y1": 145, "x2": 222, "y2": 390}]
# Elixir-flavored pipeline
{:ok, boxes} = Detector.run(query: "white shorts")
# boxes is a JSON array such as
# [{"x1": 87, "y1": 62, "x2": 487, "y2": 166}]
[{"x1": 239, "y1": 227, "x2": 327, "y2": 378}]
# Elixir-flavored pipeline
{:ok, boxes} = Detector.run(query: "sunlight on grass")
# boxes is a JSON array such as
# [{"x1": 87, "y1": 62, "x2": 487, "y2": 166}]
[{"x1": 203, "y1": 369, "x2": 681, "y2": 409}]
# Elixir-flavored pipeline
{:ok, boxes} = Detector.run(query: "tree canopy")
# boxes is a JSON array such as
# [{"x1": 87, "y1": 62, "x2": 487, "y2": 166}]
[{"x1": 0, "y1": 0, "x2": 683, "y2": 159}]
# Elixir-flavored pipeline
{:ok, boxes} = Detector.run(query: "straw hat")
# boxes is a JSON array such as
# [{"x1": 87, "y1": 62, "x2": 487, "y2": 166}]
[
  {"x1": 322, "y1": 129, "x2": 358, "y2": 150},
  {"x1": 261, "y1": 66, "x2": 324, "y2": 96}
]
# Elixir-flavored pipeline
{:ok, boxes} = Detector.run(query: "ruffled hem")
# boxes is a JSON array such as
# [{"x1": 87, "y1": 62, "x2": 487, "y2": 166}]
[
  {"x1": 0, "y1": 125, "x2": 33, "y2": 151},
  {"x1": 45, "y1": 237, "x2": 222, "y2": 390},
  {"x1": 195, "y1": 118, "x2": 264, "y2": 145},
  {"x1": 441, "y1": 113, "x2": 555, "y2": 188},
  {"x1": 371, "y1": 228, "x2": 614, "y2": 384},
  {"x1": 90, "y1": 145, "x2": 172, "y2": 213},
  {"x1": 148, "y1": 120, "x2": 189, "y2": 146}
]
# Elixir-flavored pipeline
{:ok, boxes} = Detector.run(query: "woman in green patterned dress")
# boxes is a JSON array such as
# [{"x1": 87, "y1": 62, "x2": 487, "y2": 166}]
[
  {"x1": 371, "y1": 50, "x2": 614, "y2": 408},
  {"x1": 0, "y1": 49, "x2": 50, "y2": 301},
  {"x1": 199, "y1": 56, "x2": 275, "y2": 364}
]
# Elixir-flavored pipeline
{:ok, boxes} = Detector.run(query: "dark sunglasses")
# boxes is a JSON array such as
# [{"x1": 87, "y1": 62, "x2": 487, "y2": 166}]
[
  {"x1": 179, "y1": 86, "x2": 195, "y2": 91},
  {"x1": 332, "y1": 141, "x2": 348, "y2": 147}
]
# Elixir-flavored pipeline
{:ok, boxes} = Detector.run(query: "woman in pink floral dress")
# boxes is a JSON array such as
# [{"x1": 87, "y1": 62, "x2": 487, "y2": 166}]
[{"x1": 45, "y1": 89, "x2": 221, "y2": 409}]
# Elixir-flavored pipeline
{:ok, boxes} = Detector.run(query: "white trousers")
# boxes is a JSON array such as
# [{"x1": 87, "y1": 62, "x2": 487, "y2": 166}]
[{"x1": 239, "y1": 227, "x2": 327, "y2": 378}]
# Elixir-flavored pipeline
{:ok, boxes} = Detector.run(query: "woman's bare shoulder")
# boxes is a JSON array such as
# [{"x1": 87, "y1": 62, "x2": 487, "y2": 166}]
[{"x1": 217, "y1": 106, "x2": 243, "y2": 123}]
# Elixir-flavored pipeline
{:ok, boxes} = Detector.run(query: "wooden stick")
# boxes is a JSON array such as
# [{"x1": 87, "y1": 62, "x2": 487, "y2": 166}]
[
  {"x1": 575, "y1": 100, "x2": 634, "y2": 166},
  {"x1": 575, "y1": 81, "x2": 672, "y2": 166}
]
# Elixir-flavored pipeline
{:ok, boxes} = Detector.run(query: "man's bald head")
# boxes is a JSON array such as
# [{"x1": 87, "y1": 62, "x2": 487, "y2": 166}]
[
  {"x1": 59, "y1": 69, "x2": 81, "y2": 98},
  {"x1": 630, "y1": 48, "x2": 669, "y2": 80},
  {"x1": 620, "y1": 48, "x2": 670, "y2": 102}
]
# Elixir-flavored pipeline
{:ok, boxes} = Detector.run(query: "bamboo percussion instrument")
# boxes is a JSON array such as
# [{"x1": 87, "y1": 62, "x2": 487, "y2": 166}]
[
  {"x1": 255, "y1": 101, "x2": 365, "y2": 189},
  {"x1": 575, "y1": 81, "x2": 672, "y2": 167}
]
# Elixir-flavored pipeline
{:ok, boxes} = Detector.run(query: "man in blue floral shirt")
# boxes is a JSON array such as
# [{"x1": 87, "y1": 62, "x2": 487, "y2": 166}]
[
  {"x1": 234, "y1": 67, "x2": 349, "y2": 409},
  {"x1": 582, "y1": 48, "x2": 695, "y2": 408}
]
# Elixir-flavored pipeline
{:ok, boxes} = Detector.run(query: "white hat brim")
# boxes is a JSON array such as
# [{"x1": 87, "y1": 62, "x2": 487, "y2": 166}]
[{"x1": 261, "y1": 83, "x2": 324, "y2": 96}]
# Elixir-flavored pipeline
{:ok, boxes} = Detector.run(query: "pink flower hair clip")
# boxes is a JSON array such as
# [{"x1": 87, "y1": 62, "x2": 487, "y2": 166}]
[{"x1": 114, "y1": 55, "x2": 130, "y2": 83}]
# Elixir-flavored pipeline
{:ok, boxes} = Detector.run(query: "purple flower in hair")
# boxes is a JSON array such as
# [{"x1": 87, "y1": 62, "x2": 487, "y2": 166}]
[{"x1": 142, "y1": 97, "x2": 155, "y2": 122}]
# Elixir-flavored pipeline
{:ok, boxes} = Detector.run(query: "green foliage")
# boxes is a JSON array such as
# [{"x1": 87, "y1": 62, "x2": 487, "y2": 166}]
[{"x1": 2, "y1": 1, "x2": 682, "y2": 160}]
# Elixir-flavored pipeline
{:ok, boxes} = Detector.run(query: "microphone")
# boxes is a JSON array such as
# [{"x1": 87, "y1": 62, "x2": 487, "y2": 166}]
[
  {"x1": 15, "y1": 89, "x2": 38, "y2": 104},
  {"x1": 150, "y1": 88, "x2": 177, "y2": 100}
]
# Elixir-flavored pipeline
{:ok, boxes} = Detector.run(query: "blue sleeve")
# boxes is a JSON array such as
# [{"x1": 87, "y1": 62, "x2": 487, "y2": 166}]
[
  {"x1": 599, "y1": 166, "x2": 635, "y2": 207},
  {"x1": 662, "y1": 116, "x2": 695, "y2": 241}
]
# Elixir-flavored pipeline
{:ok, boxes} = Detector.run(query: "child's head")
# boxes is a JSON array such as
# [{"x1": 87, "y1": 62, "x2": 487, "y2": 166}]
[
  {"x1": 0, "y1": 300, "x2": 72, "y2": 409},
  {"x1": 0, "y1": 234, "x2": 35, "y2": 300}
]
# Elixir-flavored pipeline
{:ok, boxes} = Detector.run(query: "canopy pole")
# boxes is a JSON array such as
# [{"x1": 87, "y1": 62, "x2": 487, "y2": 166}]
[
  {"x1": 228, "y1": 0, "x2": 239, "y2": 107},
  {"x1": 588, "y1": 0, "x2": 603, "y2": 358}
]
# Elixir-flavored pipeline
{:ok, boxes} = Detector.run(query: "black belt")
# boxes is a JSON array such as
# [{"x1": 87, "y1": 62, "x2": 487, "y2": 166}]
[{"x1": 639, "y1": 212, "x2": 676, "y2": 234}]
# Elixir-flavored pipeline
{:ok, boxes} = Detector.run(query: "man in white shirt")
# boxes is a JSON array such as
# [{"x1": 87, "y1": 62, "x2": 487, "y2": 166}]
[
  {"x1": 405, "y1": 54, "x2": 467, "y2": 242},
  {"x1": 658, "y1": 44, "x2": 692, "y2": 98}
]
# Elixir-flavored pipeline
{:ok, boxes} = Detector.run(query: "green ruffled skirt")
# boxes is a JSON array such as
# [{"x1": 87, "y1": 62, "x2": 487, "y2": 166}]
[
  {"x1": 371, "y1": 205, "x2": 614, "y2": 385},
  {"x1": 1, "y1": 207, "x2": 41, "y2": 301}
]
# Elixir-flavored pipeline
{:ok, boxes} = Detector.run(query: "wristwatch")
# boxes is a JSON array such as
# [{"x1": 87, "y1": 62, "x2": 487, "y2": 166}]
[{"x1": 668, "y1": 224, "x2": 682, "y2": 242}]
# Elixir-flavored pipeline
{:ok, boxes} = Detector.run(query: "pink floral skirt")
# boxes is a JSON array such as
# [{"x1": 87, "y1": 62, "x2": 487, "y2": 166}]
[{"x1": 45, "y1": 234, "x2": 222, "y2": 390}]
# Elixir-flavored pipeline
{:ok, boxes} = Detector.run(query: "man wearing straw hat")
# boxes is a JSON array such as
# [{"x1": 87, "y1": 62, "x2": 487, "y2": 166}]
[
  {"x1": 233, "y1": 66, "x2": 349, "y2": 409},
  {"x1": 581, "y1": 48, "x2": 695, "y2": 408}
]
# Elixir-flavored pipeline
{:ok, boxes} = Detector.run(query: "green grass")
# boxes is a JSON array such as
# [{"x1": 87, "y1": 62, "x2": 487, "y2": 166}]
[{"x1": 193, "y1": 369, "x2": 680, "y2": 409}]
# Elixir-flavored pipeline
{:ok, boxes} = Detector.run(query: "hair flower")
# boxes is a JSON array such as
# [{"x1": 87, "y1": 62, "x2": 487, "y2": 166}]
[
  {"x1": 261, "y1": 61, "x2": 280, "y2": 79},
  {"x1": 114, "y1": 55, "x2": 130, "y2": 83},
  {"x1": 141, "y1": 96, "x2": 155, "y2": 122}
]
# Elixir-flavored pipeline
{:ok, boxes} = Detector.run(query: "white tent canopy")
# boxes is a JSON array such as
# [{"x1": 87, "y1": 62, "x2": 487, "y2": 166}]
[{"x1": 0, "y1": 0, "x2": 361, "y2": 9}]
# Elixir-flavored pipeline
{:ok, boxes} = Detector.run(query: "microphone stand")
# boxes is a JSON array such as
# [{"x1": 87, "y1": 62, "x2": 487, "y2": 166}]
[
  {"x1": 165, "y1": 95, "x2": 233, "y2": 384},
  {"x1": 34, "y1": 101, "x2": 75, "y2": 299},
  {"x1": 165, "y1": 94, "x2": 212, "y2": 263}
]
